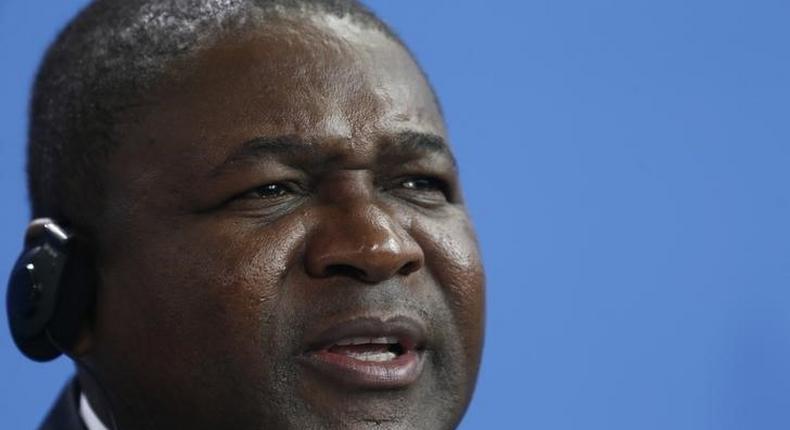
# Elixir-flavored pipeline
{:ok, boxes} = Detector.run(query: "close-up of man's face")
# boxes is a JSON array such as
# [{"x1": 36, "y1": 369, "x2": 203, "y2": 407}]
[
  {"x1": 76, "y1": 12, "x2": 485, "y2": 430},
  {"x1": 12, "y1": 0, "x2": 789, "y2": 429}
]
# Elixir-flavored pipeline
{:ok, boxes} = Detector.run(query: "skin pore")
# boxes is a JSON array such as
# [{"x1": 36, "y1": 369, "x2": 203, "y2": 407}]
[{"x1": 75, "y1": 13, "x2": 484, "y2": 430}]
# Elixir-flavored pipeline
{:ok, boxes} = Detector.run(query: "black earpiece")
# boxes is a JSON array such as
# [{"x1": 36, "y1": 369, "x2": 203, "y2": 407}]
[{"x1": 6, "y1": 221, "x2": 95, "y2": 361}]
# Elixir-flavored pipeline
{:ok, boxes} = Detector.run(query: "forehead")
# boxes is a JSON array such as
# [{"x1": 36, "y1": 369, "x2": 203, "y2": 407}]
[{"x1": 126, "y1": 15, "x2": 445, "y2": 161}]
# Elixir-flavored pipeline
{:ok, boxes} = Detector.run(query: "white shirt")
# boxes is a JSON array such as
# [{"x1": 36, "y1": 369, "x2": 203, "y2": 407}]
[{"x1": 79, "y1": 392, "x2": 109, "y2": 430}]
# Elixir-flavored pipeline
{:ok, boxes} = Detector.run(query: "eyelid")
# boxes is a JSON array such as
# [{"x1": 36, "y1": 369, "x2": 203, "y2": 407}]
[{"x1": 388, "y1": 175, "x2": 453, "y2": 204}]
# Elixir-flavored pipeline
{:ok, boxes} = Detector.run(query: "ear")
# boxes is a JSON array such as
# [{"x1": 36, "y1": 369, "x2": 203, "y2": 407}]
[
  {"x1": 28, "y1": 218, "x2": 99, "y2": 358},
  {"x1": 10, "y1": 218, "x2": 94, "y2": 361},
  {"x1": 54, "y1": 224, "x2": 98, "y2": 359}
]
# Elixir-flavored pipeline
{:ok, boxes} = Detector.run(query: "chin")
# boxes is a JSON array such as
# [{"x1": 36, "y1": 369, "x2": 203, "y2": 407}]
[{"x1": 274, "y1": 355, "x2": 471, "y2": 430}]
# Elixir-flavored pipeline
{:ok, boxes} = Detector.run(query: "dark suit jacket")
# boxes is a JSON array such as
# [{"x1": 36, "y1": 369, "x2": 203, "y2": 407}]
[{"x1": 39, "y1": 378, "x2": 86, "y2": 430}]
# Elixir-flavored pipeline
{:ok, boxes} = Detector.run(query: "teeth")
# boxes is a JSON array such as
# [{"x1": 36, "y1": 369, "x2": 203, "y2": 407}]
[
  {"x1": 334, "y1": 336, "x2": 398, "y2": 346},
  {"x1": 346, "y1": 351, "x2": 397, "y2": 362}
]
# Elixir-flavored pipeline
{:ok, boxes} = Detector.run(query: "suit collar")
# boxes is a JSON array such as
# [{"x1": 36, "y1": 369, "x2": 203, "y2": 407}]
[{"x1": 39, "y1": 377, "x2": 86, "y2": 430}]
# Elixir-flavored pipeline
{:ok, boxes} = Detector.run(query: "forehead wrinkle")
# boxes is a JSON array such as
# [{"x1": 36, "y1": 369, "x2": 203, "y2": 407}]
[
  {"x1": 266, "y1": 16, "x2": 426, "y2": 140},
  {"x1": 210, "y1": 129, "x2": 454, "y2": 179},
  {"x1": 238, "y1": 23, "x2": 386, "y2": 137}
]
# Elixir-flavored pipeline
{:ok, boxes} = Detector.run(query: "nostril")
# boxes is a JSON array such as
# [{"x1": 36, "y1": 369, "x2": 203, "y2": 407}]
[
  {"x1": 398, "y1": 261, "x2": 420, "y2": 276},
  {"x1": 324, "y1": 264, "x2": 367, "y2": 280}
]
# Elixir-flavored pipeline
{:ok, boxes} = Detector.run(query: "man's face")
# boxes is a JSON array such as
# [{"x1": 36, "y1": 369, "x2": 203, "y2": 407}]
[{"x1": 89, "y1": 15, "x2": 484, "y2": 430}]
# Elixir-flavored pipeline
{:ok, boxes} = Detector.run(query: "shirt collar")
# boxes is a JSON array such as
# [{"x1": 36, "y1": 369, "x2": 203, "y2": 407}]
[{"x1": 79, "y1": 392, "x2": 109, "y2": 430}]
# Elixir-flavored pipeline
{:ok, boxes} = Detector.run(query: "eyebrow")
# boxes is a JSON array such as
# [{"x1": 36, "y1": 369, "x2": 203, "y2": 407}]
[
  {"x1": 210, "y1": 131, "x2": 455, "y2": 177},
  {"x1": 209, "y1": 135, "x2": 315, "y2": 177},
  {"x1": 382, "y1": 131, "x2": 456, "y2": 167}
]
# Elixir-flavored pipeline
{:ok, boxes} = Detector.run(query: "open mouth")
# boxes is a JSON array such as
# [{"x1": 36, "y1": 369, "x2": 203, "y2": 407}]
[
  {"x1": 299, "y1": 317, "x2": 427, "y2": 389},
  {"x1": 326, "y1": 336, "x2": 406, "y2": 362}
]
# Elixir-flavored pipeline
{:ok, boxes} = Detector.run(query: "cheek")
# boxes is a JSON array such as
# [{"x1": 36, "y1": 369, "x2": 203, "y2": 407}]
[
  {"x1": 170, "y1": 218, "x2": 309, "y2": 348},
  {"x1": 411, "y1": 210, "x2": 486, "y2": 374},
  {"x1": 95, "y1": 216, "x2": 310, "y2": 385}
]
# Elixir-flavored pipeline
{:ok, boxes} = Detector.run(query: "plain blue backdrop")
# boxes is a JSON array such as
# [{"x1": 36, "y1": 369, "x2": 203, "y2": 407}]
[{"x1": 2, "y1": 1, "x2": 789, "y2": 428}]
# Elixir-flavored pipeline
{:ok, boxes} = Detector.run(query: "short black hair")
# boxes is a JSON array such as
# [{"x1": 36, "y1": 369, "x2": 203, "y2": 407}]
[{"x1": 27, "y1": 0, "x2": 419, "y2": 229}]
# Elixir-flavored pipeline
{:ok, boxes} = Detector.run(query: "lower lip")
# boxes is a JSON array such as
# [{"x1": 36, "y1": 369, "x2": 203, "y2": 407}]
[{"x1": 299, "y1": 349, "x2": 425, "y2": 389}]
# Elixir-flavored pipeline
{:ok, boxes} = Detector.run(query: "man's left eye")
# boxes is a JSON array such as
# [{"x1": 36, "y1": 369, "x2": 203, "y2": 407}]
[
  {"x1": 393, "y1": 177, "x2": 449, "y2": 204},
  {"x1": 401, "y1": 177, "x2": 444, "y2": 192}
]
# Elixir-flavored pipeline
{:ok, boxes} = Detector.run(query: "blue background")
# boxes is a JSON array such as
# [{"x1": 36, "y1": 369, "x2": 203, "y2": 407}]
[{"x1": 2, "y1": 1, "x2": 789, "y2": 428}]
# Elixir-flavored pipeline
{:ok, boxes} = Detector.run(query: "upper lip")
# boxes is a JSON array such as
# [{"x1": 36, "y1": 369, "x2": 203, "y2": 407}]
[{"x1": 303, "y1": 315, "x2": 427, "y2": 353}]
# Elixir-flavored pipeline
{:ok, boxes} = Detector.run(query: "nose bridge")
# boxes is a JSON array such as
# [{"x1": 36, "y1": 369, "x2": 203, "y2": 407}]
[
  {"x1": 305, "y1": 175, "x2": 424, "y2": 283},
  {"x1": 316, "y1": 169, "x2": 397, "y2": 246},
  {"x1": 316, "y1": 169, "x2": 371, "y2": 203}
]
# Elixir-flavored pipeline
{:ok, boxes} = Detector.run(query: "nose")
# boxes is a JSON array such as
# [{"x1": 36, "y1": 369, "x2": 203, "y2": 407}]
[{"x1": 305, "y1": 204, "x2": 424, "y2": 283}]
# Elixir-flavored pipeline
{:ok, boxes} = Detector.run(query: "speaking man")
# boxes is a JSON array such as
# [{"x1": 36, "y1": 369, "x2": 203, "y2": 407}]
[{"x1": 7, "y1": 1, "x2": 485, "y2": 429}]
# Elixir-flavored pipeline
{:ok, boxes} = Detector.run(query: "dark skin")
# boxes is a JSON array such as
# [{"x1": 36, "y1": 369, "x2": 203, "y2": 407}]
[{"x1": 69, "y1": 15, "x2": 484, "y2": 430}]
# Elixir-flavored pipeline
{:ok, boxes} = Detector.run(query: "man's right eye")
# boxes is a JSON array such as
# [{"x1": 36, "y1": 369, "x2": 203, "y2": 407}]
[
  {"x1": 235, "y1": 181, "x2": 310, "y2": 201},
  {"x1": 220, "y1": 181, "x2": 307, "y2": 217},
  {"x1": 246, "y1": 183, "x2": 289, "y2": 199}
]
